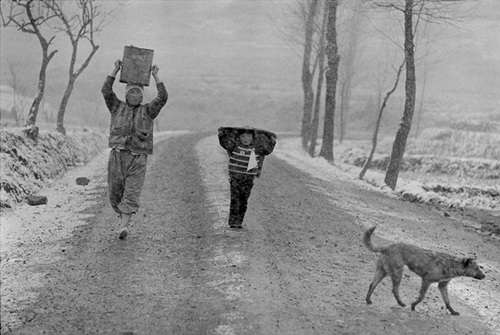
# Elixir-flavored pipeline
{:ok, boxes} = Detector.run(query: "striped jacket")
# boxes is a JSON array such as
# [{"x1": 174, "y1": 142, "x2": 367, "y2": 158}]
[
  {"x1": 218, "y1": 128, "x2": 276, "y2": 178},
  {"x1": 228, "y1": 145, "x2": 262, "y2": 176},
  {"x1": 101, "y1": 76, "x2": 168, "y2": 155}
]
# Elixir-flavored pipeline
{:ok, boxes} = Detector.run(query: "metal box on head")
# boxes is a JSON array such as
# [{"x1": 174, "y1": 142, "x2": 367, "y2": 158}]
[{"x1": 119, "y1": 45, "x2": 154, "y2": 86}]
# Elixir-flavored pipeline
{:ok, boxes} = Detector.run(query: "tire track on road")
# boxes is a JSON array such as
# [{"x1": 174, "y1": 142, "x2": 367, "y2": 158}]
[{"x1": 195, "y1": 134, "x2": 251, "y2": 335}]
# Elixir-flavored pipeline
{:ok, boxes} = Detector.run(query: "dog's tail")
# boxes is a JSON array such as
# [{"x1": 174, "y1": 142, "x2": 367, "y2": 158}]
[{"x1": 363, "y1": 226, "x2": 386, "y2": 253}]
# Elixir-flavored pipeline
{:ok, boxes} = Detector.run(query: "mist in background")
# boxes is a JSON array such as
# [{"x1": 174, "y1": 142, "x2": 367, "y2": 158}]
[{"x1": 1, "y1": 0, "x2": 499, "y2": 136}]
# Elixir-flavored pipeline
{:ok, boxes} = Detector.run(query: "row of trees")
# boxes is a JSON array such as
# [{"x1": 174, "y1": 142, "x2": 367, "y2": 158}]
[
  {"x1": 294, "y1": 0, "x2": 474, "y2": 189},
  {"x1": 1, "y1": 0, "x2": 114, "y2": 138}
]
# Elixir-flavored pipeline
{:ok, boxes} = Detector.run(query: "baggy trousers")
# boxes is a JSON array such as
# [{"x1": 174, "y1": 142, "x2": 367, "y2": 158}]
[
  {"x1": 229, "y1": 174, "x2": 255, "y2": 226},
  {"x1": 107, "y1": 149, "x2": 147, "y2": 215}
]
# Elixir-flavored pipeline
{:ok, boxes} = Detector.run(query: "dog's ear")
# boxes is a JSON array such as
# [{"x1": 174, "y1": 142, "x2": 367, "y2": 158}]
[{"x1": 461, "y1": 258, "x2": 474, "y2": 267}]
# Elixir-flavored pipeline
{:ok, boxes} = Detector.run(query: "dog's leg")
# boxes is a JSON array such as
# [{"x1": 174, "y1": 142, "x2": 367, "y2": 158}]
[
  {"x1": 438, "y1": 281, "x2": 460, "y2": 316},
  {"x1": 390, "y1": 267, "x2": 406, "y2": 307},
  {"x1": 366, "y1": 260, "x2": 386, "y2": 305},
  {"x1": 411, "y1": 280, "x2": 431, "y2": 311}
]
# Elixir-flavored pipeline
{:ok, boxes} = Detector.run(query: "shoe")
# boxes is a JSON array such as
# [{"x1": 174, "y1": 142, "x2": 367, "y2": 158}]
[{"x1": 118, "y1": 227, "x2": 129, "y2": 239}]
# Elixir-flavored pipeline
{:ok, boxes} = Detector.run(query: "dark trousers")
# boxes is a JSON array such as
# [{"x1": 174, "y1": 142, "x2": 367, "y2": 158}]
[{"x1": 229, "y1": 174, "x2": 255, "y2": 226}]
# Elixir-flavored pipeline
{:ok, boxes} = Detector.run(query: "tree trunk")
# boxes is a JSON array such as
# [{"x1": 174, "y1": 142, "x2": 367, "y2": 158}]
[
  {"x1": 56, "y1": 77, "x2": 75, "y2": 135},
  {"x1": 359, "y1": 60, "x2": 405, "y2": 179},
  {"x1": 56, "y1": 42, "x2": 99, "y2": 135},
  {"x1": 308, "y1": 2, "x2": 328, "y2": 157},
  {"x1": 300, "y1": 0, "x2": 320, "y2": 149},
  {"x1": 338, "y1": 3, "x2": 361, "y2": 144},
  {"x1": 15, "y1": 0, "x2": 58, "y2": 141},
  {"x1": 384, "y1": 0, "x2": 417, "y2": 190},
  {"x1": 23, "y1": 0, "x2": 57, "y2": 134},
  {"x1": 414, "y1": 64, "x2": 427, "y2": 138},
  {"x1": 319, "y1": 0, "x2": 340, "y2": 163},
  {"x1": 308, "y1": 59, "x2": 325, "y2": 157},
  {"x1": 339, "y1": 82, "x2": 351, "y2": 143},
  {"x1": 25, "y1": 47, "x2": 57, "y2": 129}
]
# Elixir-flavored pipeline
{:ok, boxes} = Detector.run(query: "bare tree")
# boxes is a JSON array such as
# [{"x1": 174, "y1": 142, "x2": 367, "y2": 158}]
[
  {"x1": 337, "y1": 1, "x2": 364, "y2": 143},
  {"x1": 319, "y1": 0, "x2": 340, "y2": 162},
  {"x1": 359, "y1": 59, "x2": 405, "y2": 179},
  {"x1": 412, "y1": 19, "x2": 434, "y2": 138},
  {"x1": 309, "y1": 0, "x2": 366, "y2": 155},
  {"x1": 1, "y1": 0, "x2": 58, "y2": 140},
  {"x1": 278, "y1": 0, "x2": 329, "y2": 152},
  {"x1": 308, "y1": 1, "x2": 328, "y2": 157},
  {"x1": 300, "y1": 0, "x2": 321, "y2": 148},
  {"x1": 383, "y1": 0, "x2": 416, "y2": 189},
  {"x1": 45, "y1": 0, "x2": 110, "y2": 135},
  {"x1": 363, "y1": 0, "x2": 472, "y2": 189},
  {"x1": 413, "y1": 56, "x2": 427, "y2": 137}
]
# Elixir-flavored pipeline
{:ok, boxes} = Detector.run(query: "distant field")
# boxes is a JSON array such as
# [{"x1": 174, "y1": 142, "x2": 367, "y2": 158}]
[
  {"x1": 330, "y1": 127, "x2": 499, "y2": 213},
  {"x1": 337, "y1": 128, "x2": 500, "y2": 183},
  {"x1": 406, "y1": 128, "x2": 500, "y2": 160}
]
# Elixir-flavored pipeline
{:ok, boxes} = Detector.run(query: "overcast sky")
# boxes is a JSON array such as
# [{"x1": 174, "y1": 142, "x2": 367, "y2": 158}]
[{"x1": 1, "y1": 0, "x2": 499, "y2": 132}]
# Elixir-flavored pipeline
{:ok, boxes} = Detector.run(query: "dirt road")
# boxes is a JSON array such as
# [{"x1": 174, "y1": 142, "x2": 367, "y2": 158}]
[{"x1": 1, "y1": 132, "x2": 499, "y2": 334}]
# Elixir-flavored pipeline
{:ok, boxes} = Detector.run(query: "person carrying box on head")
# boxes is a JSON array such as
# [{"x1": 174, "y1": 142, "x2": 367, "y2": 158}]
[{"x1": 101, "y1": 58, "x2": 168, "y2": 239}]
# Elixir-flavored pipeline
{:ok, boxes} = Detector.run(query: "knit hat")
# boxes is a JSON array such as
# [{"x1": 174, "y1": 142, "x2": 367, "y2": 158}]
[{"x1": 125, "y1": 84, "x2": 144, "y2": 95}]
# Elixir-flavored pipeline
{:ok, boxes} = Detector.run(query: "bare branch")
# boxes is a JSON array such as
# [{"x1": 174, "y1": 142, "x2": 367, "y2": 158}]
[
  {"x1": 1, "y1": 0, "x2": 57, "y2": 33},
  {"x1": 51, "y1": 0, "x2": 116, "y2": 134},
  {"x1": 364, "y1": 0, "x2": 477, "y2": 24}
]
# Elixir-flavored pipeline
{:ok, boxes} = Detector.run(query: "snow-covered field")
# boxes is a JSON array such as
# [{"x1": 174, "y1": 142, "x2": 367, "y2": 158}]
[{"x1": 277, "y1": 138, "x2": 498, "y2": 210}]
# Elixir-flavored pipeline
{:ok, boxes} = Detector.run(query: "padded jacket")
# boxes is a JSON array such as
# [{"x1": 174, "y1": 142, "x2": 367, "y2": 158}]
[{"x1": 101, "y1": 76, "x2": 168, "y2": 155}]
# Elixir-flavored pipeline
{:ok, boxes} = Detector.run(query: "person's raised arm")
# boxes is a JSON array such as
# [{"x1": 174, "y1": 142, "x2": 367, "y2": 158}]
[
  {"x1": 152, "y1": 64, "x2": 162, "y2": 84},
  {"x1": 110, "y1": 59, "x2": 121, "y2": 78},
  {"x1": 147, "y1": 64, "x2": 168, "y2": 118},
  {"x1": 102, "y1": 59, "x2": 122, "y2": 112}
]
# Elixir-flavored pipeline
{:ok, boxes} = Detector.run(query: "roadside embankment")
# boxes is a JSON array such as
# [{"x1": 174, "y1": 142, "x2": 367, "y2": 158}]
[{"x1": 0, "y1": 128, "x2": 107, "y2": 209}]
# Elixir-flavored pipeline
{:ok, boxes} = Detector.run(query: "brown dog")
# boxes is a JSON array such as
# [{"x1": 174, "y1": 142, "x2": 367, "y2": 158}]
[{"x1": 363, "y1": 226, "x2": 485, "y2": 315}]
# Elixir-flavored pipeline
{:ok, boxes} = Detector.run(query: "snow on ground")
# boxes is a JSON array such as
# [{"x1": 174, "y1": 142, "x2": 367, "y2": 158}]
[
  {"x1": 0, "y1": 128, "x2": 107, "y2": 208},
  {"x1": 274, "y1": 137, "x2": 397, "y2": 195},
  {"x1": 0, "y1": 129, "x2": 188, "y2": 256},
  {"x1": 1, "y1": 132, "x2": 496, "y2": 246},
  {"x1": 195, "y1": 135, "x2": 250, "y2": 335},
  {"x1": 1, "y1": 131, "x2": 499, "y2": 332},
  {"x1": 0, "y1": 131, "x2": 188, "y2": 254},
  {"x1": 273, "y1": 137, "x2": 500, "y2": 331},
  {"x1": 274, "y1": 137, "x2": 499, "y2": 228},
  {"x1": 0, "y1": 131, "x2": 189, "y2": 330}
]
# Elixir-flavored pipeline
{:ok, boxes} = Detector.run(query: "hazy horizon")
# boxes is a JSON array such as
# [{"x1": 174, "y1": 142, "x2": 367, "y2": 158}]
[{"x1": 1, "y1": 0, "x2": 499, "y2": 134}]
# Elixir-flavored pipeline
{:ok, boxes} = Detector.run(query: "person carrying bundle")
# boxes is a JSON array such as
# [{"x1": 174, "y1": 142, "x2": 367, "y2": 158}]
[{"x1": 218, "y1": 126, "x2": 277, "y2": 229}]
